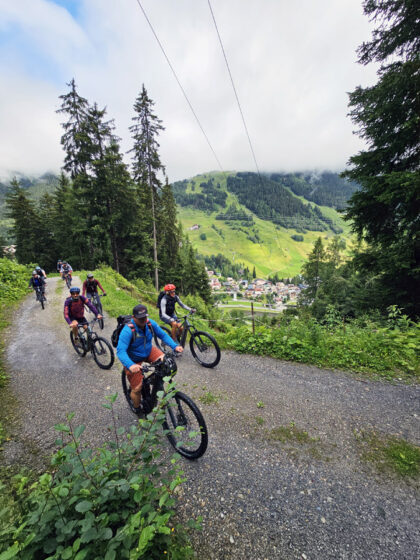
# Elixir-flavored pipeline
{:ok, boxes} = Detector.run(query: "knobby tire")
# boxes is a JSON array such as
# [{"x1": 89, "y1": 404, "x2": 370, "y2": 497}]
[
  {"x1": 163, "y1": 391, "x2": 208, "y2": 459},
  {"x1": 91, "y1": 336, "x2": 114, "y2": 369},
  {"x1": 189, "y1": 331, "x2": 221, "y2": 368},
  {"x1": 70, "y1": 331, "x2": 87, "y2": 357}
]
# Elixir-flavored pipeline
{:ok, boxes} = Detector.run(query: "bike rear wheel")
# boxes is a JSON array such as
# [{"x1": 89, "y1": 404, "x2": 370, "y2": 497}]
[
  {"x1": 163, "y1": 391, "x2": 208, "y2": 459},
  {"x1": 91, "y1": 336, "x2": 114, "y2": 369},
  {"x1": 189, "y1": 331, "x2": 221, "y2": 368},
  {"x1": 155, "y1": 325, "x2": 175, "y2": 352},
  {"x1": 70, "y1": 331, "x2": 87, "y2": 356}
]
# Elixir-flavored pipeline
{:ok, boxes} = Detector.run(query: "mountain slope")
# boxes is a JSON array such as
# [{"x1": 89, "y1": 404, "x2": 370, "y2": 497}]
[{"x1": 173, "y1": 171, "x2": 353, "y2": 277}]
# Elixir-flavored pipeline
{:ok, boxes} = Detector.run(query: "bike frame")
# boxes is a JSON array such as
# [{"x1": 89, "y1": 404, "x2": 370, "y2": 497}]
[{"x1": 177, "y1": 313, "x2": 198, "y2": 347}]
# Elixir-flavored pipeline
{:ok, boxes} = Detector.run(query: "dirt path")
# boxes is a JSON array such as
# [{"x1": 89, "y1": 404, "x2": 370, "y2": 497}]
[{"x1": 3, "y1": 277, "x2": 420, "y2": 559}]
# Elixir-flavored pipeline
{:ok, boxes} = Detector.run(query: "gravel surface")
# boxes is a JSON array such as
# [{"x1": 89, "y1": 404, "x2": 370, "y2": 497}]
[{"x1": 3, "y1": 277, "x2": 420, "y2": 559}]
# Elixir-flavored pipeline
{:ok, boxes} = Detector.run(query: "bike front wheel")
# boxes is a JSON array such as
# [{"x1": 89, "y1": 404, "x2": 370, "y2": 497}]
[
  {"x1": 93, "y1": 297, "x2": 104, "y2": 329},
  {"x1": 70, "y1": 331, "x2": 87, "y2": 356},
  {"x1": 163, "y1": 391, "x2": 208, "y2": 460},
  {"x1": 65, "y1": 276, "x2": 72, "y2": 289},
  {"x1": 91, "y1": 336, "x2": 114, "y2": 369},
  {"x1": 189, "y1": 331, "x2": 221, "y2": 368}
]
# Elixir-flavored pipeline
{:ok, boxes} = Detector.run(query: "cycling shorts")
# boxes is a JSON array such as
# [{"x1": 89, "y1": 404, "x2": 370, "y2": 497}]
[
  {"x1": 124, "y1": 346, "x2": 164, "y2": 391},
  {"x1": 69, "y1": 316, "x2": 88, "y2": 326},
  {"x1": 161, "y1": 314, "x2": 178, "y2": 325}
]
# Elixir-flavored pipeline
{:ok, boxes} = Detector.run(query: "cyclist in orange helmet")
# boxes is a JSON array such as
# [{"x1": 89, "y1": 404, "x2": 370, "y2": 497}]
[{"x1": 159, "y1": 284, "x2": 195, "y2": 341}]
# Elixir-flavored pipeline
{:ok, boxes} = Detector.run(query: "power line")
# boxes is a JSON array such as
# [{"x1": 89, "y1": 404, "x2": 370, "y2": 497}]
[
  {"x1": 207, "y1": 0, "x2": 263, "y2": 180},
  {"x1": 134, "y1": 0, "x2": 223, "y2": 171}
]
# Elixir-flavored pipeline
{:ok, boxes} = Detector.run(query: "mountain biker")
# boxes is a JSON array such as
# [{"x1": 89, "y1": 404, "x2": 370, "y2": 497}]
[
  {"x1": 82, "y1": 273, "x2": 106, "y2": 300},
  {"x1": 117, "y1": 304, "x2": 183, "y2": 411},
  {"x1": 60, "y1": 261, "x2": 73, "y2": 280},
  {"x1": 35, "y1": 265, "x2": 47, "y2": 279},
  {"x1": 57, "y1": 259, "x2": 63, "y2": 273},
  {"x1": 28, "y1": 270, "x2": 46, "y2": 295},
  {"x1": 64, "y1": 286, "x2": 103, "y2": 340},
  {"x1": 159, "y1": 284, "x2": 196, "y2": 341}
]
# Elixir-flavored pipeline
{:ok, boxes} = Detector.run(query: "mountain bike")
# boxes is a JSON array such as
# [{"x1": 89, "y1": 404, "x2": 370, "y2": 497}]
[
  {"x1": 121, "y1": 353, "x2": 208, "y2": 459},
  {"x1": 70, "y1": 317, "x2": 114, "y2": 369},
  {"x1": 63, "y1": 272, "x2": 72, "y2": 289},
  {"x1": 87, "y1": 293, "x2": 105, "y2": 329},
  {"x1": 155, "y1": 311, "x2": 221, "y2": 368},
  {"x1": 34, "y1": 286, "x2": 46, "y2": 310}
]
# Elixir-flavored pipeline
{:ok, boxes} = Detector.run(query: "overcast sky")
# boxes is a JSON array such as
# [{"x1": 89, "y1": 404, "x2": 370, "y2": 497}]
[{"x1": 0, "y1": 0, "x2": 378, "y2": 182}]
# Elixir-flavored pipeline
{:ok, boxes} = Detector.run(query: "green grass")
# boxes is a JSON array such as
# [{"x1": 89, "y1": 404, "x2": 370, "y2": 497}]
[
  {"x1": 356, "y1": 430, "x2": 420, "y2": 477},
  {"x1": 177, "y1": 171, "x2": 353, "y2": 278},
  {"x1": 226, "y1": 317, "x2": 420, "y2": 381},
  {"x1": 268, "y1": 422, "x2": 316, "y2": 444},
  {"x1": 199, "y1": 390, "x2": 220, "y2": 405}
]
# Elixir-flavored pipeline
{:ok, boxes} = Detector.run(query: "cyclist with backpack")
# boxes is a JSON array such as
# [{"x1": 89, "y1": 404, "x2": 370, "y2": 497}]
[
  {"x1": 35, "y1": 265, "x2": 47, "y2": 279},
  {"x1": 158, "y1": 284, "x2": 196, "y2": 341},
  {"x1": 60, "y1": 261, "x2": 73, "y2": 280},
  {"x1": 82, "y1": 273, "x2": 106, "y2": 300},
  {"x1": 64, "y1": 286, "x2": 103, "y2": 340},
  {"x1": 116, "y1": 304, "x2": 183, "y2": 412},
  {"x1": 28, "y1": 270, "x2": 46, "y2": 295}
]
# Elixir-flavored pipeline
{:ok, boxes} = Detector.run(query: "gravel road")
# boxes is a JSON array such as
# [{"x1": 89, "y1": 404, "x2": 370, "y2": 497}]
[{"x1": 3, "y1": 277, "x2": 420, "y2": 559}]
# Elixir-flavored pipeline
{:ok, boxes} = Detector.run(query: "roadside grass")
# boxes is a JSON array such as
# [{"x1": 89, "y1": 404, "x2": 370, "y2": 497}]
[
  {"x1": 0, "y1": 259, "x2": 33, "y2": 537},
  {"x1": 355, "y1": 430, "x2": 420, "y2": 478},
  {"x1": 199, "y1": 390, "x2": 220, "y2": 405},
  {"x1": 225, "y1": 318, "x2": 420, "y2": 381},
  {"x1": 268, "y1": 422, "x2": 317, "y2": 444}
]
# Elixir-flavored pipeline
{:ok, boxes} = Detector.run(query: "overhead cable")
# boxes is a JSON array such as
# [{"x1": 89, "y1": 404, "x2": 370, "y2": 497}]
[
  {"x1": 207, "y1": 0, "x2": 263, "y2": 180},
  {"x1": 134, "y1": 0, "x2": 223, "y2": 171}
]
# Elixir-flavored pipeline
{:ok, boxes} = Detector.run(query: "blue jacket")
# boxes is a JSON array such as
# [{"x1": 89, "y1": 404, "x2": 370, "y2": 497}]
[{"x1": 116, "y1": 318, "x2": 177, "y2": 369}]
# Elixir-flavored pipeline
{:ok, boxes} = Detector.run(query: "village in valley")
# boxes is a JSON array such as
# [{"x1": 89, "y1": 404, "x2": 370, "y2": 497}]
[{"x1": 206, "y1": 269, "x2": 304, "y2": 309}]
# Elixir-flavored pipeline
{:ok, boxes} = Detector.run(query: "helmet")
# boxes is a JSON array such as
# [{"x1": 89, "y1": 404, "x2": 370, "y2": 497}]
[
  {"x1": 70, "y1": 287, "x2": 80, "y2": 294},
  {"x1": 164, "y1": 284, "x2": 176, "y2": 292},
  {"x1": 87, "y1": 273, "x2": 94, "y2": 279},
  {"x1": 35, "y1": 266, "x2": 41, "y2": 271},
  {"x1": 62, "y1": 261, "x2": 67, "y2": 265},
  {"x1": 32, "y1": 270, "x2": 37, "y2": 275}
]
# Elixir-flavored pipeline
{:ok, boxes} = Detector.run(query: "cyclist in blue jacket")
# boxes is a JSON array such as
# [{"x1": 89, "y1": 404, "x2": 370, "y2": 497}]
[{"x1": 117, "y1": 304, "x2": 183, "y2": 411}]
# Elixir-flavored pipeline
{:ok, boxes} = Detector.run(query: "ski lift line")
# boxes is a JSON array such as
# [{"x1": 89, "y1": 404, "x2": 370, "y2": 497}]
[
  {"x1": 207, "y1": 0, "x2": 263, "y2": 183},
  {"x1": 134, "y1": 0, "x2": 223, "y2": 171}
]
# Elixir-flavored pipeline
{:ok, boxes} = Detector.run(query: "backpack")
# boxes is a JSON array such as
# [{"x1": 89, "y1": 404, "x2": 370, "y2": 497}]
[
  {"x1": 156, "y1": 291, "x2": 165, "y2": 309},
  {"x1": 111, "y1": 315, "x2": 153, "y2": 348}
]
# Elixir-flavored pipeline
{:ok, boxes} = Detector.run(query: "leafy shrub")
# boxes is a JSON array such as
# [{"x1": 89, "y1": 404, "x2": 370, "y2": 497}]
[
  {"x1": 291, "y1": 234, "x2": 304, "y2": 242},
  {"x1": 0, "y1": 392, "x2": 197, "y2": 559},
  {"x1": 225, "y1": 317, "x2": 420, "y2": 380},
  {"x1": 199, "y1": 233, "x2": 207, "y2": 241}
]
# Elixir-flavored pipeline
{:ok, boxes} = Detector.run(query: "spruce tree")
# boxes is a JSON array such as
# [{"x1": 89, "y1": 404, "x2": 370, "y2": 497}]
[
  {"x1": 5, "y1": 178, "x2": 42, "y2": 265},
  {"x1": 342, "y1": 0, "x2": 420, "y2": 316},
  {"x1": 129, "y1": 85, "x2": 165, "y2": 289}
]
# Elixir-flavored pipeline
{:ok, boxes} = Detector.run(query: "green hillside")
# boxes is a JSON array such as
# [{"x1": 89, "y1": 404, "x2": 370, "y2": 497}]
[
  {"x1": 0, "y1": 173, "x2": 59, "y2": 242},
  {"x1": 1, "y1": 170, "x2": 354, "y2": 278},
  {"x1": 173, "y1": 171, "x2": 353, "y2": 278}
]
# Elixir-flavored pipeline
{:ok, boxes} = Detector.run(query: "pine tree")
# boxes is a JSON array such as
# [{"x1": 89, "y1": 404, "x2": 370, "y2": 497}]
[
  {"x1": 158, "y1": 178, "x2": 180, "y2": 281},
  {"x1": 129, "y1": 85, "x2": 165, "y2": 289},
  {"x1": 342, "y1": 0, "x2": 420, "y2": 316},
  {"x1": 57, "y1": 79, "x2": 91, "y2": 178},
  {"x1": 301, "y1": 237, "x2": 326, "y2": 301},
  {"x1": 5, "y1": 178, "x2": 42, "y2": 265}
]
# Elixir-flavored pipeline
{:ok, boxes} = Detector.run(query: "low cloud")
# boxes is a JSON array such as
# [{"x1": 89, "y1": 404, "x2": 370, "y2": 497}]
[{"x1": 0, "y1": 0, "x2": 378, "y2": 181}]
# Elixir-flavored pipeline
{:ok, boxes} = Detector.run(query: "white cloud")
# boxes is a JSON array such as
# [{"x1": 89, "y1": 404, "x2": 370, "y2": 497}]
[{"x1": 0, "y1": 0, "x2": 379, "y2": 181}]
